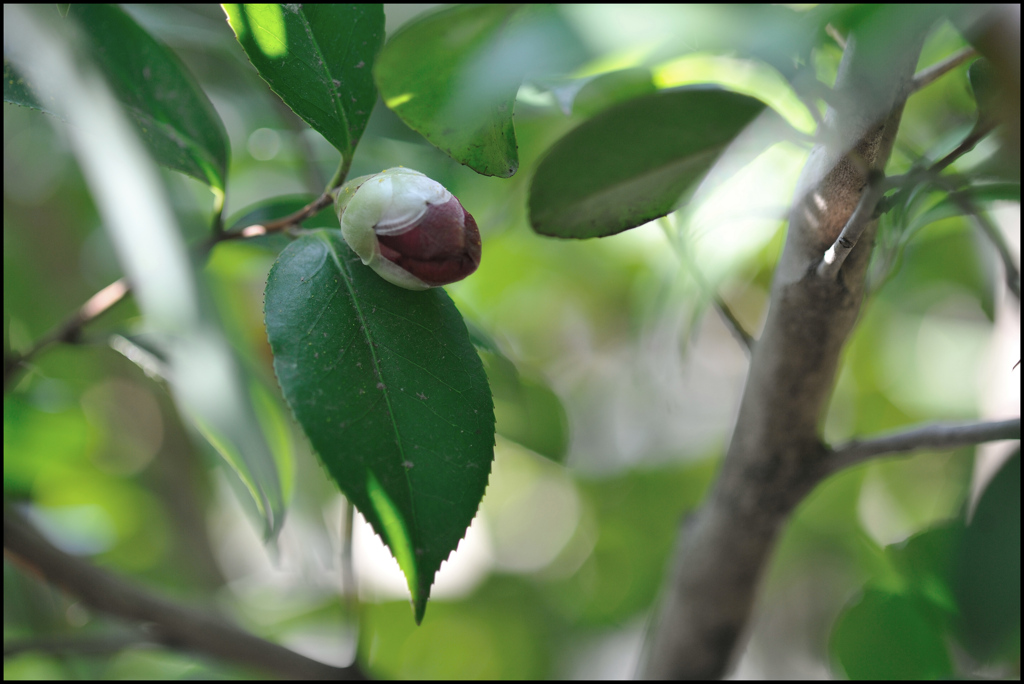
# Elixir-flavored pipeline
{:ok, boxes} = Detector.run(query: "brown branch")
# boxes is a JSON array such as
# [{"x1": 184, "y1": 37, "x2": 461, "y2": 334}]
[
  {"x1": 640, "y1": 20, "x2": 931, "y2": 679},
  {"x1": 4, "y1": 278, "x2": 130, "y2": 392},
  {"x1": 823, "y1": 417, "x2": 1021, "y2": 475},
  {"x1": 910, "y1": 46, "x2": 978, "y2": 93},
  {"x1": 4, "y1": 507, "x2": 366, "y2": 680}
]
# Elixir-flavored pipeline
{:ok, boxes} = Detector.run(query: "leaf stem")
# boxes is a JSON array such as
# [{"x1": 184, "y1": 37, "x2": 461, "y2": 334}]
[{"x1": 910, "y1": 46, "x2": 977, "y2": 93}]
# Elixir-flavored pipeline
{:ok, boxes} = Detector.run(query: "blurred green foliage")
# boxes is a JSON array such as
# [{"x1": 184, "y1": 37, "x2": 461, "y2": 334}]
[{"x1": 4, "y1": 4, "x2": 1018, "y2": 680}]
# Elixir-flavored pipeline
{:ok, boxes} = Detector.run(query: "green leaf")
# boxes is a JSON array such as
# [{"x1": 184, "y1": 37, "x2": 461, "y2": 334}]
[
  {"x1": 830, "y1": 588, "x2": 954, "y2": 679},
  {"x1": 482, "y1": 351, "x2": 569, "y2": 463},
  {"x1": 529, "y1": 88, "x2": 765, "y2": 239},
  {"x1": 570, "y1": 67, "x2": 657, "y2": 119},
  {"x1": 376, "y1": 4, "x2": 586, "y2": 177},
  {"x1": 224, "y1": 4, "x2": 384, "y2": 159},
  {"x1": 953, "y1": 449, "x2": 1020, "y2": 663},
  {"x1": 969, "y1": 57, "x2": 999, "y2": 124},
  {"x1": 885, "y1": 525, "x2": 962, "y2": 616},
  {"x1": 67, "y1": 4, "x2": 229, "y2": 195},
  {"x1": 375, "y1": 4, "x2": 521, "y2": 177},
  {"x1": 264, "y1": 230, "x2": 495, "y2": 623}
]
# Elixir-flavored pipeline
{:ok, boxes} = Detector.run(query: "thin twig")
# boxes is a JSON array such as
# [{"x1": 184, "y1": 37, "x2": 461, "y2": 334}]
[
  {"x1": 817, "y1": 169, "x2": 887, "y2": 279},
  {"x1": 4, "y1": 278, "x2": 130, "y2": 392},
  {"x1": 206, "y1": 153, "x2": 353, "y2": 247},
  {"x1": 4, "y1": 507, "x2": 365, "y2": 680},
  {"x1": 210, "y1": 192, "x2": 335, "y2": 245},
  {"x1": 824, "y1": 417, "x2": 1020, "y2": 475},
  {"x1": 659, "y1": 219, "x2": 755, "y2": 355},
  {"x1": 708, "y1": 292, "x2": 755, "y2": 355},
  {"x1": 911, "y1": 47, "x2": 978, "y2": 93},
  {"x1": 826, "y1": 24, "x2": 847, "y2": 50},
  {"x1": 930, "y1": 120, "x2": 995, "y2": 175}
]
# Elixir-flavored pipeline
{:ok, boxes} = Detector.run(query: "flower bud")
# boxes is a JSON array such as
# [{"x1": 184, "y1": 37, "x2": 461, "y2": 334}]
[{"x1": 334, "y1": 168, "x2": 481, "y2": 290}]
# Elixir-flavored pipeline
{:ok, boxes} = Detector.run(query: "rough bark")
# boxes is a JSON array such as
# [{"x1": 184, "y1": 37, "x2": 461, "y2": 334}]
[{"x1": 641, "y1": 20, "x2": 931, "y2": 679}]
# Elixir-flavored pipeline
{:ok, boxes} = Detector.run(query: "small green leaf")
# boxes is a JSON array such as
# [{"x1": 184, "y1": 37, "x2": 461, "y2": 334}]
[
  {"x1": 68, "y1": 4, "x2": 229, "y2": 194},
  {"x1": 529, "y1": 88, "x2": 765, "y2": 239},
  {"x1": 886, "y1": 525, "x2": 962, "y2": 616},
  {"x1": 224, "y1": 4, "x2": 384, "y2": 158},
  {"x1": 264, "y1": 230, "x2": 495, "y2": 623}
]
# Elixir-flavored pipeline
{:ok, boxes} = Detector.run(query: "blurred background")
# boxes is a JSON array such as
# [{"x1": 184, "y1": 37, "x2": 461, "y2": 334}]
[{"x1": 4, "y1": 4, "x2": 1019, "y2": 679}]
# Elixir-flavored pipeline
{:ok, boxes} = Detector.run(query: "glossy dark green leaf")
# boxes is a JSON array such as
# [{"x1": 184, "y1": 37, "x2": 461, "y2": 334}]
[
  {"x1": 529, "y1": 88, "x2": 765, "y2": 239},
  {"x1": 68, "y1": 4, "x2": 229, "y2": 193},
  {"x1": 264, "y1": 230, "x2": 495, "y2": 623},
  {"x1": 224, "y1": 4, "x2": 383, "y2": 158},
  {"x1": 953, "y1": 449, "x2": 1020, "y2": 663},
  {"x1": 830, "y1": 588, "x2": 954, "y2": 679}
]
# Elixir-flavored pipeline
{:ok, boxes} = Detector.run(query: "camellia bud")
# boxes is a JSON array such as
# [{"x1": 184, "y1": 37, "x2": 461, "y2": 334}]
[{"x1": 334, "y1": 167, "x2": 481, "y2": 290}]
